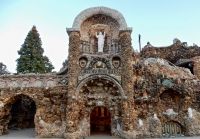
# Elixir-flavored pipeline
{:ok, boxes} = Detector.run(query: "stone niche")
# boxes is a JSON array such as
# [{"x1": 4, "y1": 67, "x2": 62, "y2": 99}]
[
  {"x1": 80, "y1": 14, "x2": 121, "y2": 54},
  {"x1": 80, "y1": 14, "x2": 120, "y2": 41}
]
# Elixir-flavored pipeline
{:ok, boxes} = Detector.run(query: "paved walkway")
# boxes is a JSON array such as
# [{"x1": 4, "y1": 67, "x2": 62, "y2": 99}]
[
  {"x1": 0, "y1": 128, "x2": 61, "y2": 139},
  {"x1": 87, "y1": 131, "x2": 121, "y2": 139},
  {"x1": 1, "y1": 128, "x2": 200, "y2": 139}
]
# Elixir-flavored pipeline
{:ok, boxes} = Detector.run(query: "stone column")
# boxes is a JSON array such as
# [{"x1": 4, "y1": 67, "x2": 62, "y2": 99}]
[
  {"x1": 66, "y1": 31, "x2": 81, "y2": 134},
  {"x1": 119, "y1": 30, "x2": 135, "y2": 131},
  {"x1": 193, "y1": 57, "x2": 200, "y2": 79},
  {"x1": 107, "y1": 36, "x2": 111, "y2": 53},
  {"x1": 90, "y1": 37, "x2": 94, "y2": 53},
  {"x1": 119, "y1": 30, "x2": 134, "y2": 101}
]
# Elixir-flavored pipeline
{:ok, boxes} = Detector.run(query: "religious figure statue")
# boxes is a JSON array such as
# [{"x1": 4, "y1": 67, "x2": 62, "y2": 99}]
[
  {"x1": 188, "y1": 107, "x2": 193, "y2": 118},
  {"x1": 96, "y1": 32, "x2": 106, "y2": 52},
  {"x1": 138, "y1": 119, "x2": 143, "y2": 126},
  {"x1": 153, "y1": 113, "x2": 158, "y2": 119}
]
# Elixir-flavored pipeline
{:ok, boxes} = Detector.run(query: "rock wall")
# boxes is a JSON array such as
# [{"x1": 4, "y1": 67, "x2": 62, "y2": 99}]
[
  {"x1": 0, "y1": 86, "x2": 67, "y2": 137},
  {"x1": 1, "y1": 6, "x2": 200, "y2": 139},
  {"x1": 193, "y1": 56, "x2": 200, "y2": 79},
  {"x1": 140, "y1": 43, "x2": 200, "y2": 64}
]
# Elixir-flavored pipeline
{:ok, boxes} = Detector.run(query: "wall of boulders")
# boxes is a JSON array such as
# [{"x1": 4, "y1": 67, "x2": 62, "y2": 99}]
[
  {"x1": 0, "y1": 86, "x2": 67, "y2": 137},
  {"x1": 140, "y1": 41, "x2": 200, "y2": 64}
]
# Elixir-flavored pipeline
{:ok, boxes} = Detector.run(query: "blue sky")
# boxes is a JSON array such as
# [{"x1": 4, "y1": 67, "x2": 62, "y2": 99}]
[{"x1": 0, "y1": 0, "x2": 200, "y2": 73}]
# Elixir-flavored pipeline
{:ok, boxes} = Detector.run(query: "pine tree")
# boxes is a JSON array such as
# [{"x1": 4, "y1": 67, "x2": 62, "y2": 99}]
[{"x1": 16, "y1": 26, "x2": 54, "y2": 74}]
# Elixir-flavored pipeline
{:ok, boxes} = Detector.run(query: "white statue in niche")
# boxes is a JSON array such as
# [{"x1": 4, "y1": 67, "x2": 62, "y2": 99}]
[
  {"x1": 96, "y1": 32, "x2": 106, "y2": 52},
  {"x1": 138, "y1": 119, "x2": 143, "y2": 126},
  {"x1": 117, "y1": 123, "x2": 120, "y2": 130},
  {"x1": 153, "y1": 113, "x2": 158, "y2": 119},
  {"x1": 188, "y1": 107, "x2": 193, "y2": 118}
]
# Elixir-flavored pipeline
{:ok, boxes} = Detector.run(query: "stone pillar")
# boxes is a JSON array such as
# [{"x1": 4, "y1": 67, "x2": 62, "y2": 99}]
[
  {"x1": 193, "y1": 57, "x2": 200, "y2": 79},
  {"x1": 82, "y1": 42, "x2": 85, "y2": 53},
  {"x1": 66, "y1": 31, "x2": 81, "y2": 134},
  {"x1": 107, "y1": 36, "x2": 111, "y2": 53},
  {"x1": 90, "y1": 37, "x2": 94, "y2": 53},
  {"x1": 119, "y1": 30, "x2": 134, "y2": 100},
  {"x1": 119, "y1": 30, "x2": 135, "y2": 131}
]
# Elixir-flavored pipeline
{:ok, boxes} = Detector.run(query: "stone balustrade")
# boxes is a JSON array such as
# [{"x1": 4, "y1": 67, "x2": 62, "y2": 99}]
[{"x1": 0, "y1": 73, "x2": 69, "y2": 88}]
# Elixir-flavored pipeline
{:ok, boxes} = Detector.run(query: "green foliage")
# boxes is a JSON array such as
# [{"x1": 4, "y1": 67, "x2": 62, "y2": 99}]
[{"x1": 16, "y1": 26, "x2": 54, "y2": 74}]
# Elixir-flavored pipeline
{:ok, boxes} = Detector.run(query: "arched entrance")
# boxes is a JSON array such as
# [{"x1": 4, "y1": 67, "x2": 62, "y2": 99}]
[
  {"x1": 162, "y1": 121, "x2": 185, "y2": 137},
  {"x1": 90, "y1": 107, "x2": 111, "y2": 135},
  {"x1": 8, "y1": 94, "x2": 36, "y2": 131},
  {"x1": 76, "y1": 75, "x2": 123, "y2": 137}
]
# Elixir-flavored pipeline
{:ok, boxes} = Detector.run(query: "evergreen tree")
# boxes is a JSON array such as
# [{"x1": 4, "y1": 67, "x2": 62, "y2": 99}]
[{"x1": 16, "y1": 26, "x2": 54, "y2": 74}]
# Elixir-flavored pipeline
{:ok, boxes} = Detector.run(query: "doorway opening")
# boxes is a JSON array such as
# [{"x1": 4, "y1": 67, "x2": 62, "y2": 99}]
[
  {"x1": 178, "y1": 62, "x2": 194, "y2": 75},
  {"x1": 8, "y1": 95, "x2": 36, "y2": 130},
  {"x1": 90, "y1": 107, "x2": 111, "y2": 135},
  {"x1": 162, "y1": 121, "x2": 185, "y2": 138}
]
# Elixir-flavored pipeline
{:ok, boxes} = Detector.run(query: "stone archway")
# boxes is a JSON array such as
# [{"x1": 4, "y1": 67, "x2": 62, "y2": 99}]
[
  {"x1": 90, "y1": 107, "x2": 111, "y2": 135},
  {"x1": 8, "y1": 94, "x2": 36, "y2": 130},
  {"x1": 72, "y1": 6, "x2": 128, "y2": 30},
  {"x1": 75, "y1": 74, "x2": 125, "y2": 99},
  {"x1": 1, "y1": 94, "x2": 36, "y2": 136},
  {"x1": 159, "y1": 89, "x2": 183, "y2": 112},
  {"x1": 76, "y1": 75, "x2": 123, "y2": 137},
  {"x1": 162, "y1": 121, "x2": 185, "y2": 138}
]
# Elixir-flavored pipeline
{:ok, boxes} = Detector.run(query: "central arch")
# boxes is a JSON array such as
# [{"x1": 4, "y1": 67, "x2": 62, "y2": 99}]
[
  {"x1": 76, "y1": 74, "x2": 123, "y2": 137},
  {"x1": 75, "y1": 74, "x2": 125, "y2": 99}
]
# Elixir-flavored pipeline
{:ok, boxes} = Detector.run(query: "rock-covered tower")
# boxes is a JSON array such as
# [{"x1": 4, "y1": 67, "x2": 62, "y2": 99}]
[{"x1": 63, "y1": 6, "x2": 135, "y2": 138}]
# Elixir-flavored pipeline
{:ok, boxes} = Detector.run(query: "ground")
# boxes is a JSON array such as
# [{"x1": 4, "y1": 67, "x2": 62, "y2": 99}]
[{"x1": 0, "y1": 129, "x2": 200, "y2": 139}]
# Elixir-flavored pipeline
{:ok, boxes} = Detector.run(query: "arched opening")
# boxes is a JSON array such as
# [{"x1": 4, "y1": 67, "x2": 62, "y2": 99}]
[
  {"x1": 178, "y1": 62, "x2": 194, "y2": 75},
  {"x1": 7, "y1": 94, "x2": 36, "y2": 136},
  {"x1": 159, "y1": 89, "x2": 183, "y2": 111},
  {"x1": 162, "y1": 121, "x2": 185, "y2": 137},
  {"x1": 90, "y1": 107, "x2": 111, "y2": 135},
  {"x1": 76, "y1": 75, "x2": 123, "y2": 137}
]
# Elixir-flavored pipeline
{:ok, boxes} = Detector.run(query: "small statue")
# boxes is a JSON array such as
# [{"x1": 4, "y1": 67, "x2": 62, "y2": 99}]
[
  {"x1": 96, "y1": 32, "x2": 106, "y2": 52},
  {"x1": 153, "y1": 113, "x2": 158, "y2": 119},
  {"x1": 138, "y1": 119, "x2": 143, "y2": 126},
  {"x1": 188, "y1": 108, "x2": 193, "y2": 118},
  {"x1": 117, "y1": 122, "x2": 120, "y2": 130}
]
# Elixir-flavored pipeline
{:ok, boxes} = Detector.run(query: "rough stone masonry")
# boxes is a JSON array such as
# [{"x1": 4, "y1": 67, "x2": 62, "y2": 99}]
[{"x1": 0, "y1": 6, "x2": 200, "y2": 139}]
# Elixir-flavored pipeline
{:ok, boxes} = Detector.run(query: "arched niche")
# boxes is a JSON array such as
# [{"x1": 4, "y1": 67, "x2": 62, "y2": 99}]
[
  {"x1": 159, "y1": 89, "x2": 183, "y2": 112},
  {"x1": 80, "y1": 14, "x2": 120, "y2": 41},
  {"x1": 74, "y1": 74, "x2": 125, "y2": 99},
  {"x1": 72, "y1": 6, "x2": 128, "y2": 30}
]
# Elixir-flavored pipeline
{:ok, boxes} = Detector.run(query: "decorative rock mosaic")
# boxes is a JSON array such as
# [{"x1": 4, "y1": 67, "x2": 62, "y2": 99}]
[{"x1": 0, "y1": 6, "x2": 200, "y2": 139}]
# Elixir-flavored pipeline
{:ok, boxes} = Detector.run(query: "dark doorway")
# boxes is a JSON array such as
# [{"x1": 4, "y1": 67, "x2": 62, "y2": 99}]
[
  {"x1": 8, "y1": 95, "x2": 36, "y2": 130},
  {"x1": 90, "y1": 107, "x2": 111, "y2": 135},
  {"x1": 178, "y1": 62, "x2": 194, "y2": 74}
]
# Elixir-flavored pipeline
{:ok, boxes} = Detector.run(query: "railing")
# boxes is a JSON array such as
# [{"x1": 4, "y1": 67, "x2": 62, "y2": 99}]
[{"x1": 0, "y1": 74, "x2": 69, "y2": 88}]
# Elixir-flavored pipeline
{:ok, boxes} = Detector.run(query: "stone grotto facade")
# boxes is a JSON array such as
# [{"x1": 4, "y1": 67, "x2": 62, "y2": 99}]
[{"x1": 0, "y1": 6, "x2": 200, "y2": 139}]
